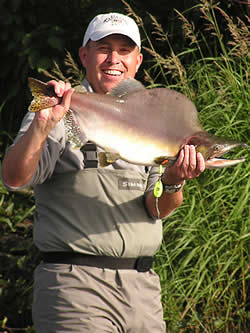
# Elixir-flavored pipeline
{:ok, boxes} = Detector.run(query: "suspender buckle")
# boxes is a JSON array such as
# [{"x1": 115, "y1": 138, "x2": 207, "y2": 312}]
[{"x1": 81, "y1": 142, "x2": 98, "y2": 168}]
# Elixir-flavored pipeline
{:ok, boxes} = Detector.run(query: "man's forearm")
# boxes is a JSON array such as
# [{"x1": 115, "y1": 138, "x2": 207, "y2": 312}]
[
  {"x1": 1, "y1": 120, "x2": 47, "y2": 187},
  {"x1": 145, "y1": 189, "x2": 183, "y2": 219}
]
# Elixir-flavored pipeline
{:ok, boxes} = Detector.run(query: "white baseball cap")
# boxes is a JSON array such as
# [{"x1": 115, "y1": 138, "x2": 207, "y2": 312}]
[{"x1": 83, "y1": 13, "x2": 141, "y2": 50}]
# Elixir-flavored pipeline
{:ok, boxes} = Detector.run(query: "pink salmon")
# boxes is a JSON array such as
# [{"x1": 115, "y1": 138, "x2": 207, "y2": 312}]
[{"x1": 28, "y1": 77, "x2": 247, "y2": 169}]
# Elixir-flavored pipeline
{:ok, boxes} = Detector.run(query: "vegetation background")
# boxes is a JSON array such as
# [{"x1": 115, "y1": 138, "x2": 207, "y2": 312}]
[{"x1": 0, "y1": 0, "x2": 249, "y2": 332}]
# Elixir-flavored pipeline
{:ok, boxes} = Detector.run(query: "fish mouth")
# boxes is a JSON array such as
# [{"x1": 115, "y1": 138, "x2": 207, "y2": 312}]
[{"x1": 205, "y1": 142, "x2": 247, "y2": 169}]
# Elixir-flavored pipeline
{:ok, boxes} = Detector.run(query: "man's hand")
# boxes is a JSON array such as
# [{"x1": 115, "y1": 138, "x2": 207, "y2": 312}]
[
  {"x1": 34, "y1": 80, "x2": 73, "y2": 136},
  {"x1": 145, "y1": 145, "x2": 205, "y2": 219},
  {"x1": 162, "y1": 145, "x2": 205, "y2": 185}
]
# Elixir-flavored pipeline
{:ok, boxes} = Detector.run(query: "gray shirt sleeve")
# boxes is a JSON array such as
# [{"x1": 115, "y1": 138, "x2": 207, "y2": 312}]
[{"x1": 1, "y1": 112, "x2": 67, "y2": 191}]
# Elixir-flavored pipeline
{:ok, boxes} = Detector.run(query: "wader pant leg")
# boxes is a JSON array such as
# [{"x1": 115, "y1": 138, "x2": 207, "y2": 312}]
[{"x1": 32, "y1": 263, "x2": 166, "y2": 333}]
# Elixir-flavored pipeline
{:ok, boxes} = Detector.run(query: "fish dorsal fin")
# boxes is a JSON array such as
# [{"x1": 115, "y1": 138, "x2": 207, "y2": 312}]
[{"x1": 109, "y1": 78, "x2": 146, "y2": 97}]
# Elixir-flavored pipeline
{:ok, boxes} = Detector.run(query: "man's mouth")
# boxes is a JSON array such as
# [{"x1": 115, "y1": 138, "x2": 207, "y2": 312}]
[{"x1": 103, "y1": 69, "x2": 123, "y2": 76}]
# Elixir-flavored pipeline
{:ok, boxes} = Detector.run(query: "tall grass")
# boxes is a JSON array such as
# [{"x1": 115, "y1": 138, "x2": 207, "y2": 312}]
[{"x1": 121, "y1": 0, "x2": 249, "y2": 331}]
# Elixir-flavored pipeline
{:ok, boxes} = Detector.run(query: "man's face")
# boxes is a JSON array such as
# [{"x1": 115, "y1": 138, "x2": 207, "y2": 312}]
[{"x1": 79, "y1": 34, "x2": 143, "y2": 94}]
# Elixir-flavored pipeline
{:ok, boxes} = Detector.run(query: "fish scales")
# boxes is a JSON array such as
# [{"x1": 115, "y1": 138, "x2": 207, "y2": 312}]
[
  {"x1": 71, "y1": 88, "x2": 201, "y2": 149},
  {"x1": 70, "y1": 94, "x2": 171, "y2": 162}
]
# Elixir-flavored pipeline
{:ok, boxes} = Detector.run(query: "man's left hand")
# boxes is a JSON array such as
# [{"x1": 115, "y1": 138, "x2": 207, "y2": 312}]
[{"x1": 162, "y1": 145, "x2": 205, "y2": 185}]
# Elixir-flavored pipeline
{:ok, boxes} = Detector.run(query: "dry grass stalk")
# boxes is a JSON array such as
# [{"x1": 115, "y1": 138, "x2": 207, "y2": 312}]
[
  {"x1": 42, "y1": 62, "x2": 67, "y2": 82},
  {"x1": 64, "y1": 50, "x2": 84, "y2": 86},
  {"x1": 143, "y1": 69, "x2": 156, "y2": 86},
  {"x1": 175, "y1": 9, "x2": 198, "y2": 45},
  {"x1": 120, "y1": 0, "x2": 143, "y2": 26},
  {"x1": 149, "y1": 13, "x2": 169, "y2": 42},
  {"x1": 42, "y1": 50, "x2": 84, "y2": 86},
  {"x1": 165, "y1": 51, "x2": 187, "y2": 86},
  {"x1": 200, "y1": 0, "x2": 220, "y2": 37},
  {"x1": 143, "y1": 46, "x2": 166, "y2": 64},
  {"x1": 216, "y1": 7, "x2": 250, "y2": 57}
]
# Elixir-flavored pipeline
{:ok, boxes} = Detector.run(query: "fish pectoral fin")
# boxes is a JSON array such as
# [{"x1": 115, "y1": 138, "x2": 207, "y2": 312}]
[
  {"x1": 154, "y1": 156, "x2": 176, "y2": 166},
  {"x1": 99, "y1": 152, "x2": 121, "y2": 167}
]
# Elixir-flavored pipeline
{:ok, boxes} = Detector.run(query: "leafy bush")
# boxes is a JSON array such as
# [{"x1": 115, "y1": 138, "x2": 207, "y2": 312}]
[{"x1": 0, "y1": 181, "x2": 38, "y2": 332}]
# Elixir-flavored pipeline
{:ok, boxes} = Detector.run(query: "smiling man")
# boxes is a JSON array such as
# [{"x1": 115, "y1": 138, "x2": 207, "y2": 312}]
[
  {"x1": 79, "y1": 14, "x2": 143, "y2": 94},
  {"x1": 1, "y1": 13, "x2": 205, "y2": 333}
]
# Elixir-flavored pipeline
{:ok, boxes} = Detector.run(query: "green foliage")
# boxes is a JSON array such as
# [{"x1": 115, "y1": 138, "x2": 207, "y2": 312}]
[
  {"x1": 0, "y1": 0, "x2": 249, "y2": 331},
  {"x1": 140, "y1": 1, "x2": 249, "y2": 331},
  {"x1": 155, "y1": 167, "x2": 249, "y2": 332},
  {"x1": 0, "y1": 180, "x2": 39, "y2": 332}
]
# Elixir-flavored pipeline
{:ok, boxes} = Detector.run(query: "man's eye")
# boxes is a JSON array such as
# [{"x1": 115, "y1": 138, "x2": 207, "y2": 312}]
[
  {"x1": 99, "y1": 46, "x2": 109, "y2": 51},
  {"x1": 120, "y1": 48, "x2": 130, "y2": 53}
]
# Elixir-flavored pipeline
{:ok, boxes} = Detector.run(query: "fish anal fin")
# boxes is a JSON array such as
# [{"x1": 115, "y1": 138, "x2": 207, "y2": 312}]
[
  {"x1": 99, "y1": 152, "x2": 121, "y2": 167},
  {"x1": 109, "y1": 78, "x2": 145, "y2": 97}
]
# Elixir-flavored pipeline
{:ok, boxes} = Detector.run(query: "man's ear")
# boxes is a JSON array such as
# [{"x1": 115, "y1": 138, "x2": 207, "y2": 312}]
[
  {"x1": 79, "y1": 46, "x2": 87, "y2": 68},
  {"x1": 136, "y1": 52, "x2": 143, "y2": 73}
]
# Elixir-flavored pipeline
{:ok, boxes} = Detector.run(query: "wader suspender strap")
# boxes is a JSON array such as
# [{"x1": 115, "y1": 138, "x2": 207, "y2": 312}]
[{"x1": 81, "y1": 142, "x2": 98, "y2": 168}]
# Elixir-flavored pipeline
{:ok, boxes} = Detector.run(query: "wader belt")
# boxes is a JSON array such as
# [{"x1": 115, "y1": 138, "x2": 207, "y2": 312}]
[
  {"x1": 41, "y1": 252, "x2": 154, "y2": 272},
  {"x1": 81, "y1": 142, "x2": 98, "y2": 168}
]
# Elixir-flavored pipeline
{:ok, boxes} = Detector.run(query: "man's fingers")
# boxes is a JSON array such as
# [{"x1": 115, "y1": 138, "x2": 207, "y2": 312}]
[
  {"x1": 48, "y1": 80, "x2": 72, "y2": 97},
  {"x1": 65, "y1": 82, "x2": 72, "y2": 91},
  {"x1": 175, "y1": 147, "x2": 184, "y2": 167},
  {"x1": 60, "y1": 88, "x2": 74, "y2": 111},
  {"x1": 183, "y1": 145, "x2": 190, "y2": 168},
  {"x1": 196, "y1": 152, "x2": 205, "y2": 173},
  {"x1": 161, "y1": 145, "x2": 206, "y2": 184},
  {"x1": 188, "y1": 145, "x2": 197, "y2": 172}
]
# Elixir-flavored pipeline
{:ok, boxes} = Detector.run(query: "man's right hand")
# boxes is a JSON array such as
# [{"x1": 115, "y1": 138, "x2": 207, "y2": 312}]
[{"x1": 34, "y1": 80, "x2": 74, "y2": 136}]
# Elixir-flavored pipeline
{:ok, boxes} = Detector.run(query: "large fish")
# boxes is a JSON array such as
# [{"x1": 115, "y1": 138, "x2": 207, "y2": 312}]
[{"x1": 28, "y1": 77, "x2": 247, "y2": 169}]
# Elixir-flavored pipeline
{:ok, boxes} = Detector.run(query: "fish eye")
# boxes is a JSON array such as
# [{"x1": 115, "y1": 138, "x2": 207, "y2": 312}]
[{"x1": 213, "y1": 144, "x2": 220, "y2": 151}]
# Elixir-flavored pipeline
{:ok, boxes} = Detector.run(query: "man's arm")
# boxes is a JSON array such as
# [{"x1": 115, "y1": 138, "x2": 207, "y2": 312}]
[
  {"x1": 145, "y1": 145, "x2": 205, "y2": 218},
  {"x1": 1, "y1": 82, "x2": 73, "y2": 188}
]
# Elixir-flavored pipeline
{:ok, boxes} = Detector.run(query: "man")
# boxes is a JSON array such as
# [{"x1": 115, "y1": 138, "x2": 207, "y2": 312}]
[{"x1": 1, "y1": 13, "x2": 205, "y2": 333}]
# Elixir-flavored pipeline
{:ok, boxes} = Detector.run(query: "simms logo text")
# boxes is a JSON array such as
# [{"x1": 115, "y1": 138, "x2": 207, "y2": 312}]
[{"x1": 118, "y1": 178, "x2": 145, "y2": 191}]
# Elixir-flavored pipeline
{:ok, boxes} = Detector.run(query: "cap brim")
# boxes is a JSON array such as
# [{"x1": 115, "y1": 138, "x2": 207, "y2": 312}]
[{"x1": 90, "y1": 30, "x2": 140, "y2": 49}]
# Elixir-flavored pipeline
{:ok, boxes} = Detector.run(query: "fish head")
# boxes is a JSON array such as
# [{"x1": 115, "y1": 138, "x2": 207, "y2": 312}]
[{"x1": 185, "y1": 132, "x2": 247, "y2": 169}]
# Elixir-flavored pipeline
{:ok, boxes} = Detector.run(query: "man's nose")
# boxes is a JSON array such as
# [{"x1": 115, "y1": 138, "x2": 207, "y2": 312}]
[{"x1": 107, "y1": 50, "x2": 121, "y2": 64}]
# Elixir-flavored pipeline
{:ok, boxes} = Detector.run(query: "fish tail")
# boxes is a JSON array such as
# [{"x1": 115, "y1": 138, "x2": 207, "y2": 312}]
[{"x1": 28, "y1": 77, "x2": 61, "y2": 112}]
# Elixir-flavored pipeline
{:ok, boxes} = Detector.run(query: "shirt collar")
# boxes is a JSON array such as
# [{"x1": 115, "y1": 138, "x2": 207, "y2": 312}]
[{"x1": 82, "y1": 79, "x2": 94, "y2": 93}]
